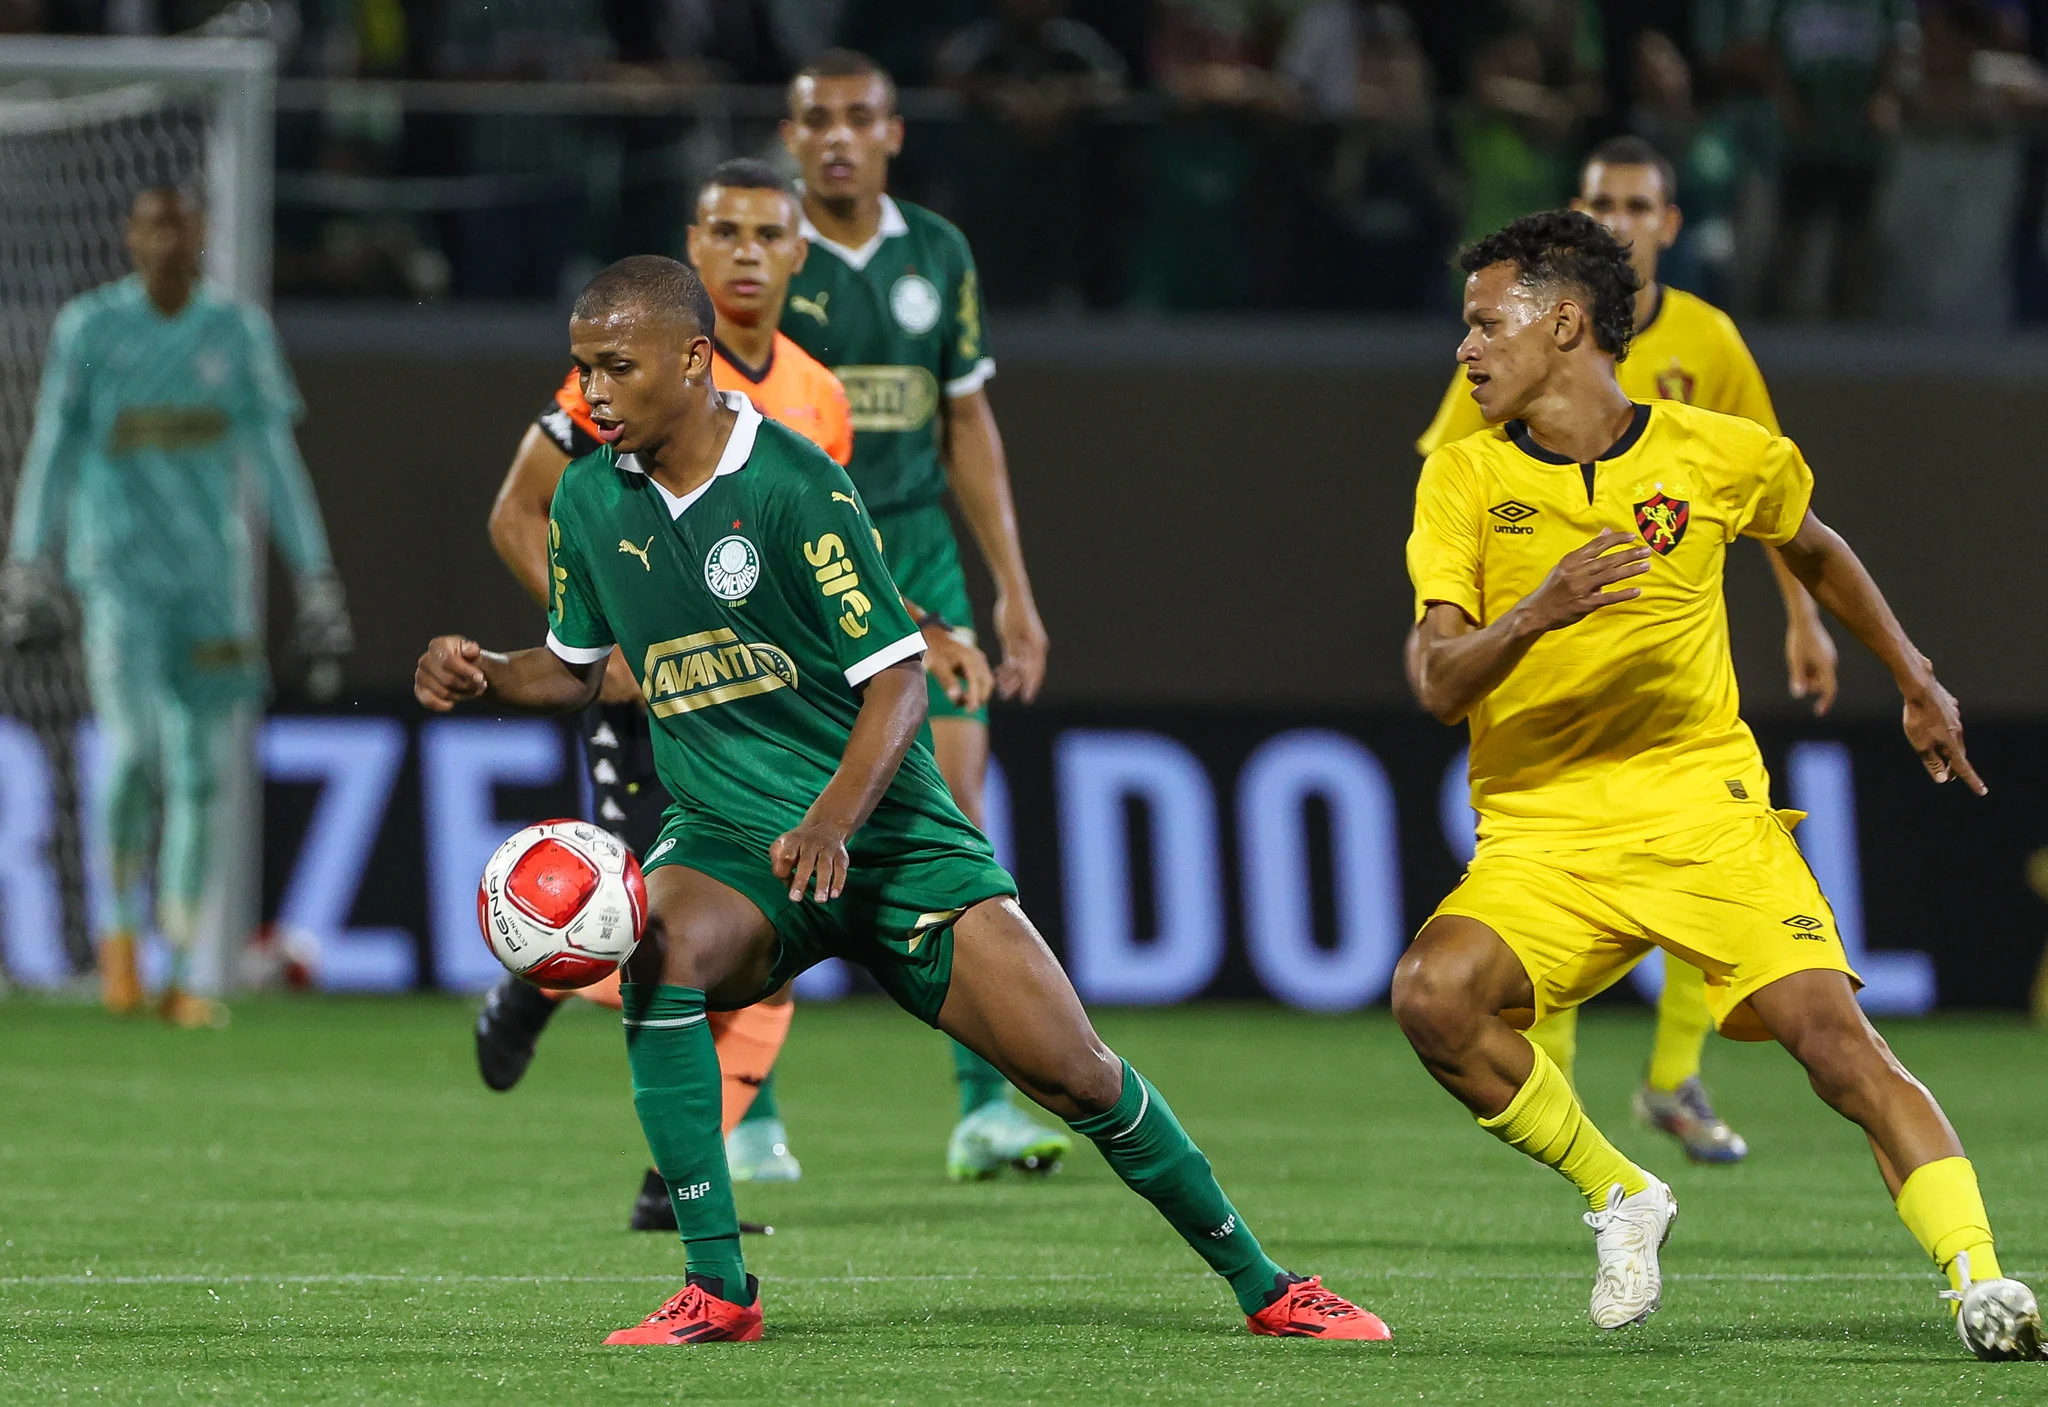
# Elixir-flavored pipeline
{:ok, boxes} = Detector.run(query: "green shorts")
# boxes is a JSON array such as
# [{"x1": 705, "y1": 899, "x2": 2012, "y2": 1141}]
[
  {"x1": 873, "y1": 501, "x2": 985, "y2": 725},
  {"x1": 641, "y1": 813, "x2": 1017, "y2": 1025}
]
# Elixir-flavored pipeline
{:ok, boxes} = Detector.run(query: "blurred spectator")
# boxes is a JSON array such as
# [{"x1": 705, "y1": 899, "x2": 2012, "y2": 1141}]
[
  {"x1": 1877, "y1": 0, "x2": 2048, "y2": 327},
  {"x1": 1451, "y1": 26, "x2": 1583, "y2": 253},
  {"x1": 1131, "y1": 0, "x2": 1298, "y2": 309},
  {"x1": 1763, "y1": 0, "x2": 1915, "y2": 320},
  {"x1": 836, "y1": 0, "x2": 983, "y2": 86},
  {"x1": 1627, "y1": 28, "x2": 1744, "y2": 302},
  {"x1": 436, "y1": 0, "x2": 617, "y2": 298},
  {"x1": 1279, "y1": 1, "x2": 1455, "y2": 310},
  {"x1": 936, "y1": 0, "x2": 1128, "y2": 307}
]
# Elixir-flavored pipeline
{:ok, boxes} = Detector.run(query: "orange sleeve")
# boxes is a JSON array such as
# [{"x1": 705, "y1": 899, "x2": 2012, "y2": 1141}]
[
  {"x1": 553, "y1": 368, "x2": 601, "y2": 441},
  {"x1": 817, "y1": 362, "x2": 854, "y2": 466}
]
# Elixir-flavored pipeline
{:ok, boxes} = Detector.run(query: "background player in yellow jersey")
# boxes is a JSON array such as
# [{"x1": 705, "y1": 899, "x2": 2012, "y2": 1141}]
[
  {"x1": 1395, "y1": 210, "x2": 2038, "y2": 1359},
  {"x1": 1417, "y1": 136, "x2": 1839, "y2": 1166}
]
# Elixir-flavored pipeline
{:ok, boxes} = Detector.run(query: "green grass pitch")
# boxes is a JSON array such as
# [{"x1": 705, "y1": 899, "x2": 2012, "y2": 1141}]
[{"x1": 3, "y1": 996, "x2": 2044, "y2": 1404}]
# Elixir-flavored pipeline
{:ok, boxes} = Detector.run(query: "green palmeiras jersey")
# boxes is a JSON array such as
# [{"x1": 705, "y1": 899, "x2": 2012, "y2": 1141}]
[
  {"x1": 779, "y1": 196, "x2": 993, "y2": 516},
  {"x1": 544, "y1": 392, "x2": 992, "y2": 863}
]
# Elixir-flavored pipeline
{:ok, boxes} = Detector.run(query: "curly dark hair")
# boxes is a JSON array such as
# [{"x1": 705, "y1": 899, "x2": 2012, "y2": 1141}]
[{"x1": 1457, "y1": 210, "x2": 1642, "y2": 361}]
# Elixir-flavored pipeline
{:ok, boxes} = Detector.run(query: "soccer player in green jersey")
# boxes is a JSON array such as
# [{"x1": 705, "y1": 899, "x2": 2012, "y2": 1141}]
[
  {"x1": 1, "y1": 186, "x2": 352, "y2": 1027},
  {"x1": 776, "y1": 48, "x2": 1068, "y2": 1181},
  {"x1": 414, "y1": 256, "x2": 1388, "y2": 1345}
]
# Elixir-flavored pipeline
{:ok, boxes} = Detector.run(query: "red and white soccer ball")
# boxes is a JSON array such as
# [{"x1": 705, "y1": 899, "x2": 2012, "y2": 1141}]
[{"x1": 476, "y1": 819, "x2": 648, "y2": 989}]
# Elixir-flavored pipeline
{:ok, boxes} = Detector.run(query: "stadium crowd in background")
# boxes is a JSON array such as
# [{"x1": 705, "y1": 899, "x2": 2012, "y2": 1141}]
[{"x1": 8, "y1": 2, "x2": 2048, "y2": 319}]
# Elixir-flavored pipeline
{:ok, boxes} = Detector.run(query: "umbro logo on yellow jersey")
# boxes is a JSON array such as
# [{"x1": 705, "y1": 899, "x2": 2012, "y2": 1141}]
[
  {"x1": 1489, "y1": 500, "x2": 1537, "y2": 536},
  {"x1": 1782, "y1": 915, "x2": 1827, "y2": 940},
  {"x1": 619, "y1": 536, "x2": 654, "y2": 570}
]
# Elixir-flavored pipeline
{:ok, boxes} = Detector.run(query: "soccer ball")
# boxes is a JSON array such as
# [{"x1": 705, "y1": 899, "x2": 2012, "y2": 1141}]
[{"x1": 476, "y1": 819, "x2": 648, "y2": 989}]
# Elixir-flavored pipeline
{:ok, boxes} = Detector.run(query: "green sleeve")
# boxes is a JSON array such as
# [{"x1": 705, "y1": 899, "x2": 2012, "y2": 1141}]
[
  {"x1": 7, "y1": 300, "x2": 93, "y2": 562},
  {"x1": 545, "y1": 501, "x2": 613, "y2": 661},
  {"x1": 939, "y1": 229, "x2": 993, "y2": 398},
  {"x1": 237, "y1": 308, "x2": 334, "y2": 577},
  {"x1": 784, "y1": 470, "x2": 925, "y2": 687}
]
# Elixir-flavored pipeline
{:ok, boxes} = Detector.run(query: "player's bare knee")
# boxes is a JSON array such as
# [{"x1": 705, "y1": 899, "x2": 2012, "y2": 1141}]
[{"x1": 1391, "y1": 951, "x2": 1481, "y2": 1058}]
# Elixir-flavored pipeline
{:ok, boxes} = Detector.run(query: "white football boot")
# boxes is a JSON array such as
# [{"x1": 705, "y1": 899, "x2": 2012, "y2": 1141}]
[
  {"x1": 1943, "y1": 1251, "x2": 2046, "y2": 1361},
  {"x1": 1584, "y1": 1175, "x2": 1678, "y2": 1329}
]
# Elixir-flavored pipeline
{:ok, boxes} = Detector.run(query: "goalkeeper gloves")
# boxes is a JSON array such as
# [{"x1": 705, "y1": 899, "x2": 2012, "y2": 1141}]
[
  {"x1": 0, "y1": 558, "x2": 73, "y2": 650},
  {"x1": 294, "y1": 570, "x2": 354, "y2": 700}
]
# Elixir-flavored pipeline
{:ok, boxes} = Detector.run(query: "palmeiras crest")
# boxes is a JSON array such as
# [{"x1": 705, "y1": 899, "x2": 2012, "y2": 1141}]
[{"x1": 1634, "y1": 492, "x2": 1689, "y2": 555}]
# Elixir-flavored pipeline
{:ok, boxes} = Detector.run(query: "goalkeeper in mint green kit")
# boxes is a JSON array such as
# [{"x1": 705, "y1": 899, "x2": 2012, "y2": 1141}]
[
  {"x1": 778, "y1": 49, "x2": 1068, "y2": 1179},
  {"x1": 414, "y1": 255, "x2": 1387, "y2": 1344},
  {"x1": 0, "y1": 187, "x2": 352, "y2": 1026}
]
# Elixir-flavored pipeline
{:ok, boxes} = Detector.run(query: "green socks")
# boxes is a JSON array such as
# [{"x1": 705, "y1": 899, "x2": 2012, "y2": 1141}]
[
  {"x1": 738, "y1": 1068, "x2": 780, "y2": 1125},
  {"x1": 1067, "y1": 1060, "x2": 1284, "y2": 1315},
  {"x1": 952, "y1": 1038, "x2": 1010, "y2": 1118},
  {"x1": 622, "y1": 983, "x2": 751, "y2": 1305}
]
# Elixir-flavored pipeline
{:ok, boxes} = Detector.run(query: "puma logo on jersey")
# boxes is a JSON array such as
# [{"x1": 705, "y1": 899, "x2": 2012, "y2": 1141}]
[
  {"x1": 831, "y1": 491, "x2": 858, "y2": 508},
  {"x1": 618, "y1": 537, "x2": 653, "y2": 570},
  {"x1": 789, "y1": 292, "x2": 829, "y2": 325}
]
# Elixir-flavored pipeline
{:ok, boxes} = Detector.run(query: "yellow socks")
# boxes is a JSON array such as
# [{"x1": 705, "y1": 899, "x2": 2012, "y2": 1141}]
[
  {"x1": 1525, "y1": 1008, "x2": 1579, "y2": 1089},
  {"x1": 1480, "y1": 1041, "x2": 1650, "y2": 1209},
  {"x1": 1647, "y1": 962, "x2": 1714, "y2": 1091},
  {"x1": 1897, "y1": 1156, "x2": 2001, "y2": 1293}
]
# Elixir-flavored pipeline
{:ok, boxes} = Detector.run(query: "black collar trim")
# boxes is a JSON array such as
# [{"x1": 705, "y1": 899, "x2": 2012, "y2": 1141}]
[
  {"x1": 714, "y1": 337, "x2": 773, "y2": 385},
  {"x1": 1506, "y1": 402, "x2": 1651, "y2": 466}
]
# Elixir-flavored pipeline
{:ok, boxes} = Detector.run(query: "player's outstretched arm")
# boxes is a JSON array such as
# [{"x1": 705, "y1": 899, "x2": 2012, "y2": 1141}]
[
  {"x1": 414, "y1": 635, "x2": 603, "y2": 716},
  {"x1": 1407, "y1": 529, "x2": 1650, "y2": 724},
  {"x1": 1764, "y1": 544, "x2": 1838, "y2": 715},
  {"x1": 770, "y1": 658, "x2": 929, "y2": 904},
  {"x1": 488, "y1": 426, "x2": 573, "y2": 609},
  {"x1": 1773, "y1": 511, "x2": 1985, "y2": 794},
  {"x1": 944, "y1": 388, "x2": 1048, "y2": 702}
]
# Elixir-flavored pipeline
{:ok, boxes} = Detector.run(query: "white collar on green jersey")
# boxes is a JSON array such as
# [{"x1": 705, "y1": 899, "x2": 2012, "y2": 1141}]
[
  {"x1": 798, "y1": 194, "x2": 909, "y2": 273},
  {"x1": 615, "y1": 391, "x2": 762, "y2": 520}
]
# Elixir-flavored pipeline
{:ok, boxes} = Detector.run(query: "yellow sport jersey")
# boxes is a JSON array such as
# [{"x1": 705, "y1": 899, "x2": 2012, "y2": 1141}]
[
  {"x1": 1408, "y1": 400, "x2": 1813, "y2": 852},
  {"x1": 1415, "y1": 286, "x2": 1778, "y2": 456}
]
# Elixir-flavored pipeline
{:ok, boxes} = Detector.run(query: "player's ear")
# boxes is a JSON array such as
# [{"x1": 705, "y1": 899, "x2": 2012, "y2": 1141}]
[
  {"x1": 1660, "y1": 201, "x2": 1683, "y2": 251},
  {"x1": 884, "y1": 113, "x2": 905, "y2": 157},
  {"x1": 778, "y1": 116, "x2": 797, "y2": 157}
]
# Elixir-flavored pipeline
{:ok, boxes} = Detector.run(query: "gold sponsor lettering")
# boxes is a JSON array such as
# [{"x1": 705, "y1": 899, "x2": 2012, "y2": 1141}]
[
  {"x1": 109, "y1": 405, "x2": 230, "y2": 453},
  {"x1": 955, "y1": 270, "x2": 983, "y2": 363},
  {"x1": 835, "y1": 365, "x2": 939, "y2": 434},
  {"x1": 640, "y1": 629, "x2": 797, "y2": 717},
  {"x1": 839, "y1": 589, "x2": 872, "y2": 639},
  {"x1": 804, "y1": 534, "x2": 845, "y2": 568}
]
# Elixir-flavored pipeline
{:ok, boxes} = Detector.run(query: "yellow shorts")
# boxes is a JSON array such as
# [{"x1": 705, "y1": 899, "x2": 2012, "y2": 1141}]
[{"x1": 1430, "y1": 810, "x2": 1861, "y2": 1042}]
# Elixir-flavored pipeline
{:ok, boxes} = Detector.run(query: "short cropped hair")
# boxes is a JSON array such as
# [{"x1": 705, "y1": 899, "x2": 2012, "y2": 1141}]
[
  {"x1": 1457, "y1": 210, "x2": 1642, "y2": 361},
  {"x1": 788, "y1": 48, "x2": 897, "y2": 113},
  {"x1": 572, "y1": 255, "x2": 716, "y2": 340},
  {"x1": 1582, "y1": 135, "x2": 1678, "y2": 205},
  {"x1": 697, "y1": 157, "x2": 795, "y2": 205}
]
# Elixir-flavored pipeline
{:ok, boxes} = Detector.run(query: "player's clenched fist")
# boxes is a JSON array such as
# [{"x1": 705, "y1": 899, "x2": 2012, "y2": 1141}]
[
  {"x1": 416, "y1": 634, "x2": 490, "y2": 711},
  {"x1": 1522, "y1": 530, "x2": 1652, "y2": 631}
]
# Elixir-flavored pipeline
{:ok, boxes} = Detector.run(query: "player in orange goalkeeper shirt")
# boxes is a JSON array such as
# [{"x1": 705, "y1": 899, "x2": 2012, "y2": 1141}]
[
  {"x1": 1417, "y1": 137, "x2": 1835, "y2": 1166},
  {"x1": 476, "y1": 159, "x2": 991, "y2": 1231}
]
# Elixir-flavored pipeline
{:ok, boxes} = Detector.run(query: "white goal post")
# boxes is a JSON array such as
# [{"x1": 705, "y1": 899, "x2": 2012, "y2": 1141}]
[{"x1": 0, "y1": 36, "x2": 275, "y2": 993}]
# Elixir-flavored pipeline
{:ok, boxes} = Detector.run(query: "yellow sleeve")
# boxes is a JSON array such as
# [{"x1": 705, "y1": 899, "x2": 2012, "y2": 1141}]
[
  {"x1": 1407, "y1": 446, "x2": 1485, "y2": 623},
  {"x1": 1711, "y1": 315, "x2": 1780, "y2": 435},
  {"x1": 1736, "y1": 434, "x2": 1814, "y2": 546},
  {"x1": 1415, "y1": 368, "x2": 1489, "y2": 457}
]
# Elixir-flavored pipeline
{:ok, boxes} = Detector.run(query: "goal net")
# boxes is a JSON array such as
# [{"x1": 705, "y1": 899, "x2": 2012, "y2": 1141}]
[{"x1": 0, "y1": 37, "x2": 273, "y2": 990}]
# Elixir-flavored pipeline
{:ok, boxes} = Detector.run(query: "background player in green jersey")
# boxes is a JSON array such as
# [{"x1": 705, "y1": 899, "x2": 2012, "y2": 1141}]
[
  {"x1": 778, "y1": 48, "x2": 1066, "y2": 1181},
  {"x1": 413, "y1": 256, "x2": 1386, "y2": 1345},
  {"x1": 0, "y1": 187, "x2": 352, "y2": 1027}
]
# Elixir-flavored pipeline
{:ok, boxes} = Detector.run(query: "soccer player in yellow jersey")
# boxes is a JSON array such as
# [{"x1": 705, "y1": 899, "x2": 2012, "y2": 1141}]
[
  {"x1": 1417, "y1": 137, "x2": 1839, "y2": 1167},
  {"x1": 1396, "y1": 210, "x2": 2040, "y2": 1359}
]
